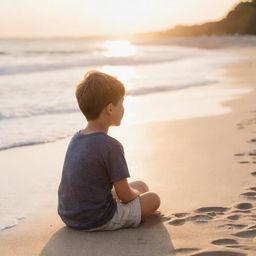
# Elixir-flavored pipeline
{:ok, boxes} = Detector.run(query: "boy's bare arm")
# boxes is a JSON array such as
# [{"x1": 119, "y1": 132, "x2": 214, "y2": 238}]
[{"x1": 113, "y1": 179, "x2": 140, "y2": 203}]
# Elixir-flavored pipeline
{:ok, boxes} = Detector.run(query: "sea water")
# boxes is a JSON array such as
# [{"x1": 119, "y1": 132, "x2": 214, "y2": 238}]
[
  {"x1": 0, "y1": 36, "x2": 254, "y2": 231},
  {"x1": 0, "y1": 36, "x2": 251, "y2": 152}
]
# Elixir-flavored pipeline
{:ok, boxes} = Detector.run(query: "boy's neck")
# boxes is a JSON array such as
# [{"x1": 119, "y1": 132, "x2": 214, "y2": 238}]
[{"x1": 82, "y1": 120, "x2": 109, "y2": 134}]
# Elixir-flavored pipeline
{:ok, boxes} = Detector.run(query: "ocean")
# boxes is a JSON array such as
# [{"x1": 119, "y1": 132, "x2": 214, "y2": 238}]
[
  {"x1": 0, "y1": 36, "x2": 250, "y2": 152},
  {"x1": 0, "y1": 36, "x2": 255, "y2": 231}
]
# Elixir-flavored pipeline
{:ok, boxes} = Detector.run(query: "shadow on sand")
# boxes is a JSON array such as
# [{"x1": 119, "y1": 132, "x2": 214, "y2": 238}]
[{"x1": 40, "y1": 215, "x2": 175, "y2": 256}]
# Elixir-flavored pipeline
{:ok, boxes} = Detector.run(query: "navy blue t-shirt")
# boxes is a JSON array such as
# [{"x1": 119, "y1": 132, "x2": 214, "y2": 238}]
[{"x1": 57, "y1": 130, "x2": 130, "y2": 230}]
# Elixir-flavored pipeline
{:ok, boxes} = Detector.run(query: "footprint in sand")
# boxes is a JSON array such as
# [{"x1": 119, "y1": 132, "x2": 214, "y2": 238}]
[
  {"x1": 174, "y1": 247, "x2": 201, "y2": 254},
  {"x1": 225, "y1": 245, "x2": 246, "y2": 249},
  {"x1": 207, "y1": 212, "x2": 217, "y2": 217},
  {"x1": 219, "y1": 224, "x2": 247, "y2": 230},
  {"x1": 194, "y1": 207, "x2": 230, "y2": 214},
  {"x1": 249, "y1": 138, "x2": 256, "y2": 143},
  {"x1": 168, "y1": 218, "x2": 186, "y2": 226},
  {"x1": 190, "y1": 250, "x2": 246, "y2": 256},
  {"x1": 160, "y1": 215, "x2": 172, "y2": 222},
  {"x1": 173, "y1": 212, "x2": 189, "y2": 218},
  {"x1": 240, "y1": 191, "x2": 256, "y2": 197},
  {"x1": 227, "y1": 224, "x2": 247, "y2": 229},
  {"x1": 186, "y1": 214, "x2": 213, "y2": 223},
  {"x1": 234, "y1": 153, "x2": 245, "y2": 156},
  {"x1": 234, "y1": 202, "x2": 253, "y2": 210},
  {"x1": 226, "y1": 214, "x2": 240, "y2": 220},
  {"x1": 248, "y1": 224, "x2": 256, "y2": 229},
  {"x1": 232, "y1": 228, "x2": 256, "y2": 238},
  {"x1": 211, "y1": 238, "x2": 238, "y2": 245},
  {"x1": 248, "y1": 151, "x2": 256, "y2": 156},
  {"x1": 238, "y1": 161, "x2": 250, "y2": 164},
  {"x1": 248, "y1": 186, "x2": 256, "y2": 191},
  {"x1": 230, "y1": 209, "x2": 251, "y2": 214},
  {"x1": 251, "y1": 171, "x2": 256, "y2": 176},
  {"x1": 240, "y1": 191, "x2": 256, "y2": 200}
]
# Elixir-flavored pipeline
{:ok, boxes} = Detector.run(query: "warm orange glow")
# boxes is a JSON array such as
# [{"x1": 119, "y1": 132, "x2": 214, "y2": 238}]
[{"x1": 0, "y1": 0, "x2": 241, "y2": 37}]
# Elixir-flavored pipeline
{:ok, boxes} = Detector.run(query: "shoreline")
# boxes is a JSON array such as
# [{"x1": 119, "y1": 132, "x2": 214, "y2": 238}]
[
  {"x1": 0, "y1": 46, "x2": 256, "y2": 255},
  {"x1": 0, "y1": 38, "x2": 253, "y2": 153}
]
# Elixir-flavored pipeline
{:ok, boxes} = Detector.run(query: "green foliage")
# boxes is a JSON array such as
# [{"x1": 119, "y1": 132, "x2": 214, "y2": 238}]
[{"x1": 165, "y1": 1, "x2": 256, "y2": 36}]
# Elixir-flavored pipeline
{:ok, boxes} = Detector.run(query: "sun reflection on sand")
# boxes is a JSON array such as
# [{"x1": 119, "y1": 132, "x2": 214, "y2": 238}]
[{"x1": 103, "y1": 40, "x2": 136, "y2": 57}]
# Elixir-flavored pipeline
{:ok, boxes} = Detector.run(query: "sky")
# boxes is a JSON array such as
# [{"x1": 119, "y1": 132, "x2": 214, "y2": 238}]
[{"x1": 0, "y1": 0, "x2": 241, "y2": 38}]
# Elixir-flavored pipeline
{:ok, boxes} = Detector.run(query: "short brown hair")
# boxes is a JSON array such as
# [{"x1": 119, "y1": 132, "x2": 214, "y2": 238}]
[{"x1": 75, "y1": 70, "x2": 125, "y2": 121}]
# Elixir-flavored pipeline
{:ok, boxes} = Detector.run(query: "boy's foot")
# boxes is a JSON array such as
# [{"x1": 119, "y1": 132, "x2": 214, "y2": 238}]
[{"x1": 152, "y1": 210, "x2": 162, "y2": 216}]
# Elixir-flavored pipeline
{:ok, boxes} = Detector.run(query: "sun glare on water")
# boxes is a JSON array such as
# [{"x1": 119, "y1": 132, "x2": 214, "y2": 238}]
[
  {"x1": 99, "y1": 39, "x2": 137, "y2": 92},
  {"x1": 99, "y1": 40, "x2": 137, "y2": 126},
  {"x1": 103, "y1": 40, "x2": 136, "y2": 57}
]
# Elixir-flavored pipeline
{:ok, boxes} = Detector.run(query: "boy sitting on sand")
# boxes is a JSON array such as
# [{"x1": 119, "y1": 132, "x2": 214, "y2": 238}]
[{"x1": 57, "y1": 70, "x2": 161, "y2": 231}]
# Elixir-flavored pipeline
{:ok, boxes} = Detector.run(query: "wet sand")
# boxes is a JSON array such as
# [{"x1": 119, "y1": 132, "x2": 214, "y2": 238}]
[{"x1": 0, "y1": 46, "x2": 256, "y2": 256}]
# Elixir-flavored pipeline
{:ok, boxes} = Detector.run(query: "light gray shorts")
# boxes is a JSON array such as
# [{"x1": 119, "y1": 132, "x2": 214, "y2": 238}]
[{"x1": 84, "y1": 196, "x2": 142, "y2": 232}]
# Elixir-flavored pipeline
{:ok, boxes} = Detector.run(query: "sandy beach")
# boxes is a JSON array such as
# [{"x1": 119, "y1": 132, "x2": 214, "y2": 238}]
[{"x1": 0, "y1": 45, "x2": 256, "y2": 256}]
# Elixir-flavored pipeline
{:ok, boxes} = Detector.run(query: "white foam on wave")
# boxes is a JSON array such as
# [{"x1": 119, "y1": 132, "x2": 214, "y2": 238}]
[
  {"x1": 0, "y1": 46, "x2": 190, "y2": 76},
  {"x1": 0, "y1": 216, "x2": 25, "y2": 231},
  {"x1": 0, "y1": 37, "x2": 250, "y2": 153}
]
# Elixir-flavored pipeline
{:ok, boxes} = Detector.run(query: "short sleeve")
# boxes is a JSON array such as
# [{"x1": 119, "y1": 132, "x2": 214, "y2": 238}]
[{"x1": 105, "y1": 143, "x2": 130, "y2": 183}]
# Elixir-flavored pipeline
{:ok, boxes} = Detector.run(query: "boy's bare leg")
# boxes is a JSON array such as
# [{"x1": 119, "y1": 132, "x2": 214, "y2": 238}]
[
  {"x1": 139, "y1": 192, "x2": 161, "y2": 218},
  {"x1": 128, "y1": 181, "x2": 161, "y2": 217},
  {"x1": 128, "y1": 180, "x2": 149, "y2": 194},
  {"x1": 111, "y1": 180, "x2": 161, "y2": 217}
]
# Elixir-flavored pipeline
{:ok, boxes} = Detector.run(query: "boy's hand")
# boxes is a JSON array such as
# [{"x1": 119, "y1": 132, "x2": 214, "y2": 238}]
[
  {"x1": 111, "y1": 189, "x2": 119, "y2": 200},
  {"x1": 130, "y1": 187, "x2": 140, "y2": 197},
  {"x1": 113, "y1": 178, "x2": 140, "y2": 203}
]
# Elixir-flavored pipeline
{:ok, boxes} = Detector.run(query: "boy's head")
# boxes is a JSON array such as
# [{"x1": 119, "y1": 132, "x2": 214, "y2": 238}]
[{"x1": 75, "y1": 70, "x2": 125, "y2": 125}]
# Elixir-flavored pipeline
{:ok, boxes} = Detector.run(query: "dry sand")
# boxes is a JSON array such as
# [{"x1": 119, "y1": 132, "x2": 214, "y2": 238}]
[{"x1": 0, "y1": 47, "x2": 256, "y2": 256}]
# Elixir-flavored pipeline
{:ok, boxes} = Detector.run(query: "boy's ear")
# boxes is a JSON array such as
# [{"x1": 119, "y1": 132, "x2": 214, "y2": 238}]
[{"x1": 105, "y1": 103, "x2": 113, "y2": 115}]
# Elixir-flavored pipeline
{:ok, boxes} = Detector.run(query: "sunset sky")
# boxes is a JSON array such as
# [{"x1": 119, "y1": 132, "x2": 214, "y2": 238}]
[{"x1": 0, "y1": 0, "x2": 241, "y2": 38}]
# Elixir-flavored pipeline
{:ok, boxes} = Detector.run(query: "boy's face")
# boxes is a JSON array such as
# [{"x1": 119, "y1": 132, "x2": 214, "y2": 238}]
[{"x1": 110, "y1": 97, "x2": 124, "y2": 126}]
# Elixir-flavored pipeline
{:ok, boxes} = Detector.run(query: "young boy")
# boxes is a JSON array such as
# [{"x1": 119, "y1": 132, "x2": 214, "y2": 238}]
[{"x1": 57, "y1": 70, "x2": 161, "y2": 231}]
